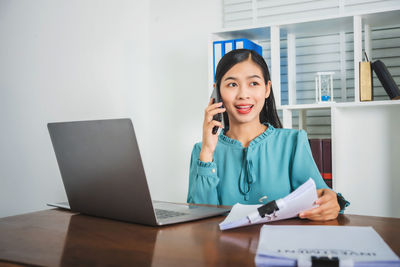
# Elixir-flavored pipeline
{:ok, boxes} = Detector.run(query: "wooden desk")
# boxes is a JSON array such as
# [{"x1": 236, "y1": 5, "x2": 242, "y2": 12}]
[{"x1": 0, "y1": 209, "x2": 399, "y2": 266}]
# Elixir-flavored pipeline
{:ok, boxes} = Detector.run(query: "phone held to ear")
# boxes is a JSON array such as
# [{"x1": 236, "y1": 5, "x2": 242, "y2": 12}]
[{"x1": 210, "y1": 86, "x2": 224, "y2": 135}]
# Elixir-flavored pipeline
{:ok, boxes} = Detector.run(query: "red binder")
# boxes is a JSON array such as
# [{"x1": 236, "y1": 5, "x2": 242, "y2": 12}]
[{"x1": 322, "y1": 139, "x2": 332, "y2": 188}]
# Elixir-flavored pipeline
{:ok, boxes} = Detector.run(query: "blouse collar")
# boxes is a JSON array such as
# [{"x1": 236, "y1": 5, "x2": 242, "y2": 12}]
[{"x1": 218, "y1": 123, "x2": 275, "y2": 149}]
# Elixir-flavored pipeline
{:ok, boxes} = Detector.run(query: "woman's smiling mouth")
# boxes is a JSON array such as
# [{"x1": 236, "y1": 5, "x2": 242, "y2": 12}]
[{"x1": 235, "y1": 104, "x2": 254, "y2": 114}]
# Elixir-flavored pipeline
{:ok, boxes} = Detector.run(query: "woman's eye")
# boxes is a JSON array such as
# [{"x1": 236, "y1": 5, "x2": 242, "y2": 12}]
[
  {"x1": 227, "y1": 83, "x2": 237, "y2": 87},
  {"x1": 250, "y1": 82, "x2": 259, "y2": 86}
]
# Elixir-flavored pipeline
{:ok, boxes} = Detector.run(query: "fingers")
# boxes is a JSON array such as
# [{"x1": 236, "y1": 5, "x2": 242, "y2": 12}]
[
  {"x1": 209, "y1": 120, "x2": 223, "y2": 129},
  {"x1": 300, "y1": 206, "x2": 325, "y2": 218},
  {"x1": 299, "y1": 189, "x2": 340, "y2": 221},
  {"x1": 304, "y1": 213, "x2": 334, "y2": 221},
  {"x1": 207, "y1": 107, "x2": 226, "y2": 119},
  {"x1": 203, "y1": 116, "x2": 224, "y2": 135},
  {"x1": 316, "y1": 189, "x2": 337, "y2": 204},
  {"x1": 316, "y1": 189, "x2": 324, "y2": 198},
  {"x1": 204, "y1": 101, "x2": 225, "y2": 122},
  {"x1": 200, "y1": 99, "x2": 225, "y2": 158},
  {"x1": 315, "y1": 191, "x2": 335, "y2": 205},
  {"x1": 301, "y1": 198, "x2": 339, "y2": 218},
  {"x1": 206, "y1": 100, "x2": 224, "y2": 112},
  {"x1": 300, "y1": 206, "x2": 338, "y2": 221},
  {"x1": 304, "y1": 211, "x2": 338, "y2": 221}
]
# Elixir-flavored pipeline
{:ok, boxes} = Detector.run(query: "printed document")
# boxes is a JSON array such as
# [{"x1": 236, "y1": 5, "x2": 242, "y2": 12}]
[{"x1": 255, "y1": 225, "x2": 400, "y2": 267}]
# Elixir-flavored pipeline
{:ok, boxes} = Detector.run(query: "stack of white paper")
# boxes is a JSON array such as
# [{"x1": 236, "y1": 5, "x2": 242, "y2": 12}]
[
  {"x1": 255, "y1": 225, "x2": 400, "y2": 267},
  {"x1": 219, "y1": 178, "x2": 318, "y2": 230}
]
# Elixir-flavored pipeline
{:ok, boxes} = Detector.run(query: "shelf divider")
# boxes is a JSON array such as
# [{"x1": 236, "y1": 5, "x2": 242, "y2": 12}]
[
  {"x1": 271, "y1": 25, "x2": 281, "y2": 107},
  {"x1": 287, "y1": 33, "x2": 296, "y2": 106},
  {"x1": 339, "y1": 31, "x2": 347, "y2": 102},
  {"x1": 353, "y1": 15, "x2": 362, "y2": 103}
]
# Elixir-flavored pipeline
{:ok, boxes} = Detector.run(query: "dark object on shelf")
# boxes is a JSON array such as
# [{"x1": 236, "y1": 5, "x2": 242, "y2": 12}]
[
  {"x1": 309, "y1": 139, "x2": 323, "y2": 175},
  {"x1": 309, "y1": 139, "x2": 332, "y2": 189},
  {"x1": 372, "y1": 60, "x2": 400, "y2": 100},
  {"x1": 322, "y1": 139, "x2": 332, "y2": 188}
]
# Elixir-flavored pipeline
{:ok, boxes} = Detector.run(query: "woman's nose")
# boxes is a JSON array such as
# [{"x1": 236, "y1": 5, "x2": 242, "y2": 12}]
[{"x1": 237, "y1": 85, "x2": 250, "y2": 99}]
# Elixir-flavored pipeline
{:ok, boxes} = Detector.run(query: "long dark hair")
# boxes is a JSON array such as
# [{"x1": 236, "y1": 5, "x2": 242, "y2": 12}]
[{"x1": 214, "y1": 49, "x2": 282, "y2": 129}]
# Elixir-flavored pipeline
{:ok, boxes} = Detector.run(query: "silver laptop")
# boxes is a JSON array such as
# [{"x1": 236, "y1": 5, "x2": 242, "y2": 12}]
[{"x1": 47, "y1": 118, "x2": 229, "y2": 226}]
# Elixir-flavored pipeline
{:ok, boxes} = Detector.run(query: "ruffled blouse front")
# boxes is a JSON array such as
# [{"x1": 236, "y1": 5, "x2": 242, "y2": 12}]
[
  {"x1": 218, "y1": 124, "x2": 276, "y2": 201},
  {"x1": 187, "y1": 124, "x2": 347, "y2": 210}
]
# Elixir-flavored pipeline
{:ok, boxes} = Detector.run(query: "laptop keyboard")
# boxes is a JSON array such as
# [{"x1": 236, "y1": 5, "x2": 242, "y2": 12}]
[{"x1": 155, "y1": 209, "x2": 187, "y2": 219}]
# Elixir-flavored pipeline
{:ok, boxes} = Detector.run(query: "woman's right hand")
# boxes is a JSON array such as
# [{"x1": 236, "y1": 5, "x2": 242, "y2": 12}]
[{"x1": 200, "y1": 98, "x2": 226, "y2": 163}]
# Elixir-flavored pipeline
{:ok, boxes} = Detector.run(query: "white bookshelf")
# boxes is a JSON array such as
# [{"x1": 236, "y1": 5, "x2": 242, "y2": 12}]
[
  {"x1": 334, "y1": 99, "x2": 400, "y2": 108},
  {"x1": 210, "y1": 6, "x2": 400, "y2": 217},
  {"x1": 211, "y1": 9, "x2": 400, "y2": 107}
]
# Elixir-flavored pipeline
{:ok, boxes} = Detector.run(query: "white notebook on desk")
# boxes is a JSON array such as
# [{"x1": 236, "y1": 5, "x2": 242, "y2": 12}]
[
  {"x1": 255, "y1": 225, "x2": 400, "y2": 267},
  {"x1": 219, "y1": 178, "x2": 318, "y2": 230}
]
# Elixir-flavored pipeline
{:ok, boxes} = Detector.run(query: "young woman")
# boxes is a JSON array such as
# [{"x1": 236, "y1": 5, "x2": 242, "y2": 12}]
[{"x1": 187, "y1": 49, "x2": 348, "y2": 221}]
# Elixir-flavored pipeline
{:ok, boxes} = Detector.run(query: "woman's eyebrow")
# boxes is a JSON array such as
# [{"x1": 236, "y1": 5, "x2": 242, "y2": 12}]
[
  {"x1": 224, "y1": 76, "x2": 237, "y2": 81},
  {"x1": 224, "y1": 75, "x2": 262, "y2": 81},
  {"x1": 248, "y1": 75, "x2": 262, "y2": 79}
]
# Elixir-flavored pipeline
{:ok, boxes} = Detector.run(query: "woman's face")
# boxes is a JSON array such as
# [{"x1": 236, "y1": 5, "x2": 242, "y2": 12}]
[{"x1": 219, "y1": 59, "x2": 271, "y2": 127}]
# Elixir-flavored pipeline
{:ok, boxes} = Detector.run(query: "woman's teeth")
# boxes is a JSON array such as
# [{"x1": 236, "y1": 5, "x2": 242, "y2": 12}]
[
  {"x1": 236, "y1": 105, "x2": 253, "y2": 109},
  {"x1": 235, "y1": 105, "x2": 254, "y2": 114}
]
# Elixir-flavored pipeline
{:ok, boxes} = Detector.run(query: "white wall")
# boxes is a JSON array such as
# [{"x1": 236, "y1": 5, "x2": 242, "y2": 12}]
[
  {"x1": 0, "y1": 0, "x2": 221, "y2": 218},
  {"x1": 146, "y1": 0, "x2": 222, "y2": 201},
  {"x1": 0, "y1": 0, "x2": 151, "y2": 217}
]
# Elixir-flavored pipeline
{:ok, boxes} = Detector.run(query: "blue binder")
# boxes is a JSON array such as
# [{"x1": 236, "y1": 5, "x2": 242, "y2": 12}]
[{"x1": 213, "y1": 38, "x2": 263, "y2": 81}]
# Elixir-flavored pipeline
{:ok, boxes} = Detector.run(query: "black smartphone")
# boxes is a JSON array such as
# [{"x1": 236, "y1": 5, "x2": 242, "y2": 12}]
[{"x1": 210, "y1": 86, "x2": 224, "y2": 135}]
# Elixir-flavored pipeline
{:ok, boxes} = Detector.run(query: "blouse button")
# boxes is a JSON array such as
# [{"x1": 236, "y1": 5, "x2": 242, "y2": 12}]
[{"x1": 211, "y1": 168, "x2": 216, "y2": 173}]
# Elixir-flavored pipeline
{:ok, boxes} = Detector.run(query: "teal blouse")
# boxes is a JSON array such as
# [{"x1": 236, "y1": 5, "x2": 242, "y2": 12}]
[{"x1": 187, "y1": 124, "x2": 346, "y2": 209}]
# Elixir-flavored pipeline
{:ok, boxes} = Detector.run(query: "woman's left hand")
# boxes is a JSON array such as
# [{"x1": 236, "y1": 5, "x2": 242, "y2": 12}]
[{"x1": 299, "y1": 189, "x2": 340, "y2": 221}]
